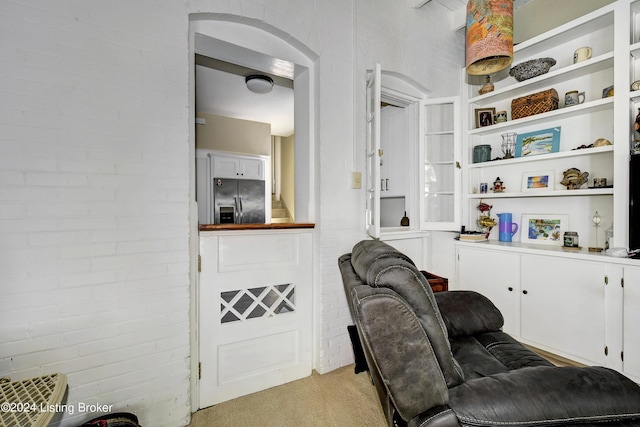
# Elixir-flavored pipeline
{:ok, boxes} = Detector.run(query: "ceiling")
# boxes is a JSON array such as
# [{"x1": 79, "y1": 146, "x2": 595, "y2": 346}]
[
  {"x1": 195, "y1": 0, "x2": 531, "y2": 138},
  {"x1": 195, "y1": 56, "x2": 295, "y2": 137}
]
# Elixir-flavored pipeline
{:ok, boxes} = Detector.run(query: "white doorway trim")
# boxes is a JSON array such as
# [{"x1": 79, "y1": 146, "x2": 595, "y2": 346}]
[{"x1": 187, "y1": 14, "x2": 319, "y2": 411}]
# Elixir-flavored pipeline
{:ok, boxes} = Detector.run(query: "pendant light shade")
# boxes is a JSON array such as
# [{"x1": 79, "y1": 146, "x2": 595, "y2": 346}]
[{"x1": 466, "y1": 0, "x2": 514, "y2": 76}]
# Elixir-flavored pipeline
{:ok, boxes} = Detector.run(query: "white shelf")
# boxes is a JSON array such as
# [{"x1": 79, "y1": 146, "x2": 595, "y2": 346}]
[
  {"x1": 468, "y1": 145, "x2": 613, "y2": 169},
  {"x1": 468, "y1": 187, "x2": 614, "y2": 199},
  {"x1": 511, "y1": 4, "x2": 614, "y2": 58},
  {"x1": 468, "y1": 97, "x2": 613, "y2": 136},
  {"x1": 454, "y1": 239, "x2": 640, "y2": 265},
  {"x1": 469, "y1": 53, "x2": 614, "y2": 106}
]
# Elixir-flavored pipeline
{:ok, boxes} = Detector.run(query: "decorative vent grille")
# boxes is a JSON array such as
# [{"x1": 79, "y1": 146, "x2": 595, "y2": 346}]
[{"x1": 220, "y1": 284, "x2": 295, "y2": 324}]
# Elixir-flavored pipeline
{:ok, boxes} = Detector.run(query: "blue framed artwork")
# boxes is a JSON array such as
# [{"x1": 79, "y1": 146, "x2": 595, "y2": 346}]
[{"x1": 515, "y1": 127, "x2": 561, "y2": 157}]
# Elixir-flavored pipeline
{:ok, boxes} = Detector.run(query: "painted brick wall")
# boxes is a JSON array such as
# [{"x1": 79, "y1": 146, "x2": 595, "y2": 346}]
[
  {"x1": 316, "y1": 0, "x2": 464, "y2": 373},
  {"x1": 0, "y1": 1, "x2": 191, "y2": 426},
  {"x1": 1, "y1": 0, "x2": 463, "y2": 425}
]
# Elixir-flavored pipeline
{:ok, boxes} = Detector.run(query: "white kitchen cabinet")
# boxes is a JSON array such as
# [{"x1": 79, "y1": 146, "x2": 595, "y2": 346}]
[
  {"x1": 456, "y1": 245, "x2": 520, "y2": 336},
  {"x1": 196, "y1": 149, "x2": 270, "y2": 224},
  {"x1": 211, "y1": 152, "x2": 265, "y2": 180},
  {"x1": 457, "y1": 243, "x2": 611, "y2": 365},
  {"x1": 520, "y1": 254, "x2": 607, "y2": 365},
  {"x1": 623, "y1": 266, "x2": 640, "y2": 381},
  {"x1": 455, "y1": 240, "x2": 640, "y2": 374}
]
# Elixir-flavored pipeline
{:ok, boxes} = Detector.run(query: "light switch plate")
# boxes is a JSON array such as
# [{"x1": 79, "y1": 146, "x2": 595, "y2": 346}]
[{"x1": 352, "y1": 172, "x2": 362, "y2": 189}]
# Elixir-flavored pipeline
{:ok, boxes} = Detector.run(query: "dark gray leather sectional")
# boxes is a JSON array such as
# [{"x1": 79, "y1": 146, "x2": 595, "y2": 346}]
[{"x1": 339, "y1": 239, "x2": 640, "y2": 427}]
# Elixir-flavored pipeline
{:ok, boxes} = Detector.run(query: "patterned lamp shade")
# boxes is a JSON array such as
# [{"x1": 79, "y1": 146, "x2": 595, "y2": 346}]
[{"x1": 466, "y1": 0, "x2": 514, "y2": 75}]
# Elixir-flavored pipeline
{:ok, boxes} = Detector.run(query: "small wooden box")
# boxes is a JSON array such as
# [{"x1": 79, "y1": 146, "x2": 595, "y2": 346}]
[
  {"x1": 421, "y1": 270, "x2": 449, "y2": 293},
  {"x1": 511, "y1": 88, "x2": 559, "y2": 120}
]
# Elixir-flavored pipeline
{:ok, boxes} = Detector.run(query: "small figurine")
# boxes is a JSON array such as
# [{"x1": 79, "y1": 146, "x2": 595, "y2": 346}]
[
  {"x1": 491, "y1": 177, "x2": 505, "y2": 193},
  {"x1": 478, "y1": 75, "x2": 494, "y2": 95},
  {"x1": 560, "y1": 168, "x2": 589, "y2": 189},
  {"x1": 476, "y1": 200, "x2": 496, "y2": 233}
]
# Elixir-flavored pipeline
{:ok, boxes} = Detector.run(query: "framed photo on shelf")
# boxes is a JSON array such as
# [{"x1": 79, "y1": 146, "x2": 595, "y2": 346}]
[
  {"x1": 475, "y1": 108, "x2": 496, "y2": 128},
  {"x1": 515, "y1": 127, "x2": 561, "y2": 157},
  {"x1": 521, "y1": 213, "x2": 568, "y2": 246},
  {"x1": 522, "y1": 170, "x2": 555, "y2": 192}
]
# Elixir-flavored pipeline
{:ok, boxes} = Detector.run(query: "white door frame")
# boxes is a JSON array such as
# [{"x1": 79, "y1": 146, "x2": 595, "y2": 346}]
[{"x1": 187, "y1": 15, "x2": 319, "y2": 411}]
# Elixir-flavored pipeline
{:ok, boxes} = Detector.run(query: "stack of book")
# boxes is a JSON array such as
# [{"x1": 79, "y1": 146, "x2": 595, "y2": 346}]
[{"x1": 458, "y1": 231, "x2": 488, "y2": 242}]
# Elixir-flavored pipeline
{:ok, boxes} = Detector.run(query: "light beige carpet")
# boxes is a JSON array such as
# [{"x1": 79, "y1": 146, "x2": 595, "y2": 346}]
[{"x1": 188, "y1": 365, "x2": 386, "y2": 427}]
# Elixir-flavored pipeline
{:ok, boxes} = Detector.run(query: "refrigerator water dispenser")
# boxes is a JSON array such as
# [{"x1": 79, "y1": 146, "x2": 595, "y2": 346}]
[{"x1": 219, "y1": 206, "x2": 235, "y2": 224}]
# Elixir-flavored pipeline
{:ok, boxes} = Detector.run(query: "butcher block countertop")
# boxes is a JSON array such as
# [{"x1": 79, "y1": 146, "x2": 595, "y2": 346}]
[{"x1": 199, "y1": 223, "x2": 315, "y2": 231}]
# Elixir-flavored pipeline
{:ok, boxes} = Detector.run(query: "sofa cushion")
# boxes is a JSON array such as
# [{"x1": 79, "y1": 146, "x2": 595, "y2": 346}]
[
  {"x1": 473, "y1": 331, "x2": 554, "y2": 370},
  {"x1": 349, "y1": 240, "x2": 465, "y2": 388},
  {"x1": 449, "y1": 366, "x2": 640, "y2": 426},
  {"x1": 434, "y1": 291, "x2": 503, "y2": 337},
  {"x1": 450, "y1": 332, "x2": 553, "y2": 380},
  {"x1": 350, "y1": 239, "x2": 415, "y2": 284}
]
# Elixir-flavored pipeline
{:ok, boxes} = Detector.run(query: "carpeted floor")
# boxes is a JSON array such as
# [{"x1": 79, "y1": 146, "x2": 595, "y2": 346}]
[{"x1": 188, "y1": 365, "x2": 386, "y2": 427}]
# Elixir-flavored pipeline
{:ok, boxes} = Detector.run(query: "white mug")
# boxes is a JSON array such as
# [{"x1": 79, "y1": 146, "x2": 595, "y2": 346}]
[
  {"x1": 573, "y1": 46, "x2": 592, "y2": 63},
  {"x1": 565, "y1": 90, "x2": 585, "y2": 107}
]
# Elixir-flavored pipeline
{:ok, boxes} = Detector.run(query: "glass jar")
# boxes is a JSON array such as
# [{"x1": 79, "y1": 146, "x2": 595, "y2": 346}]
[
  {"x1": 564, "y1": 231, "x2": 579, "y2": 247},
  {"x1": 473, "y1": 144, "x2": 491, "y2": 163},
  {"x1": 501, "y1": 132, "x2": 517, "y2": 159}
]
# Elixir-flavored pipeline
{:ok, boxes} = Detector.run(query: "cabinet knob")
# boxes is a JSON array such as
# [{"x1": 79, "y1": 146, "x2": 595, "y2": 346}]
[
  {"x1": 522, "y1": 290, "x2": 528, "y2": 295},
  {"x1": 508, "y1": 287, "x2": 513, "y2": 292}
]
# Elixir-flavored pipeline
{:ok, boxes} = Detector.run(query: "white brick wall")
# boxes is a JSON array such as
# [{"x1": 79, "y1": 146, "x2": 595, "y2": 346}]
[
  {"x1": 317, "y1": 0, "x2": 464, "y2": 373},
  {"x1": 1, "y1": 0, "x2": 463, "y2": 424},
  {"x1": 0, "y1": 1, "x2": 191, "y2": 425}
]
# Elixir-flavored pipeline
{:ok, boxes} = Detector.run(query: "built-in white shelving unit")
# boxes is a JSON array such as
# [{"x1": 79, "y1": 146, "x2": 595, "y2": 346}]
[{"x1": 461, "y1": 1, "x2": 624, "y2": 251}]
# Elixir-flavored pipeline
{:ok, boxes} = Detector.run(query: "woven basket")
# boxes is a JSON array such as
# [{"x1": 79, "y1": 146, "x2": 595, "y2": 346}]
[{"x1": 511, "y1": 88, "x2": 559, "y2": 120}]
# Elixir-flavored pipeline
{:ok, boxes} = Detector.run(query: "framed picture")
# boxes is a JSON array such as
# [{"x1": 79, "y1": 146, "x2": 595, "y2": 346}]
[
  {"x1": 515, "y1": 127, "x2": 561, "y2": 157},
  {"x1": 522, "y1": 170, "x2": 555, "y2": 192},
  {"x1": 475, "y1": 108, "x2": 496, "y2": 128},
  {"x1": 521, "y1": 213, "x2": 569, "y2": 246}
]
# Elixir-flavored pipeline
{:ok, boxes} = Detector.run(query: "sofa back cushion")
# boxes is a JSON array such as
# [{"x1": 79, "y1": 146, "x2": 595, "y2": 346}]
[
  {"x1": 350, "y1": 240, "x2": 464, "y2": 387},
  {"x1": 434, "y1": 291, "x2": 504, "y2": 337}
]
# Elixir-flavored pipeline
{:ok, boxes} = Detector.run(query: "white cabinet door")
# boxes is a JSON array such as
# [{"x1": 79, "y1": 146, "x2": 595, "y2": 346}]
[
  {"x1": 421, "y1": 97, "x2": 460, "y2": 231},
  {"x1": 239, "y1": 157, "x2": 264, "y2": 180},
  {"x1": 623, "y1": 266, "x2": 640, "y2": 381},
  {"x1": 365, "y1": 64, "x2": 382, "y2": 239},
  {"x1": 456, "y1": 246, "x2": 520, "y2": 337},
  {"x1": 212, "y1": 154, "x2": 241, "y2": 178},
  {"x1": 212, "y1": 153, "x2": 265, "y2": 180},
  {"x1": 520, "y1": 255, "x2": 606, "y2": 365}
]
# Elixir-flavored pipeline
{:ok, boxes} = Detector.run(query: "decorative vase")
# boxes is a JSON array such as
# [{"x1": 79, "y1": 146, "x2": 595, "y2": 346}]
[{"x1": 478, "y1": 75, "x2": 494, "y2": 95}]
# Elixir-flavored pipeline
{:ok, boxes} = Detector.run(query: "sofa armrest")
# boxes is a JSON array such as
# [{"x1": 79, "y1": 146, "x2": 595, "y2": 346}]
[
  {"x1": 449, "y1": 365, "x2": 640, "y2": 426},
  {"x1": 351, "y1": 285, "x2": 449, "y2": 421},
  {"x1": 434, "y1": 291, "x2": 503, "y2": 337}
]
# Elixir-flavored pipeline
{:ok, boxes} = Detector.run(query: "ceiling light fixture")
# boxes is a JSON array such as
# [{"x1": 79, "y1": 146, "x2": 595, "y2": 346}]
[{"x1": 245, "y1": 75, "x2": 274, "y2": 94}]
